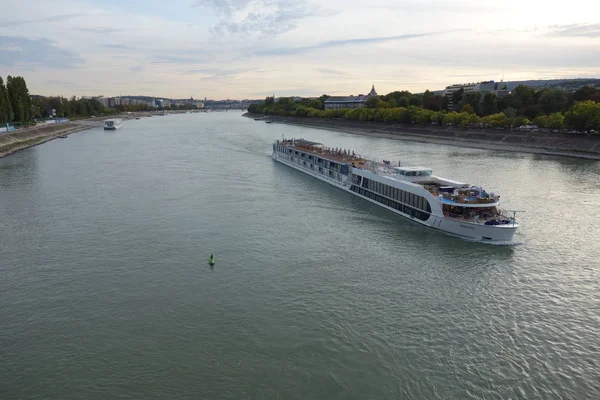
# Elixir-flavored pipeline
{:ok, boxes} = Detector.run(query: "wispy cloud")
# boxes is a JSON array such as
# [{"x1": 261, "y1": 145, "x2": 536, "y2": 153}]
[
  {"x1": 77, "y1": 27, "x2": 123, "y2": 34},
  {"x1": 103, "y1": 44, "x2": 129, "y2": 49},
  {"x1": 44, "y1": 80, "x2": 74, "y2": 86},
  {"x1": 194, "y1": 0, "x2": 253, "y2": 17},
  {"x1": 547, "y1": 23, "x2": 600, "y2": 37},
  {"x1": 196, "y1": 0, "x2": 333, "y2": 36},
  {"x1": 317, "y1": 68, "x2": 347, "y2": 76},
  {"x1": 150, "y1": 55, "x2": 205, "y2": 64},
  {"x1": 0, "y1": 36, "x2": 83, "y2": 68},
  {"x1": 367, "y1": 0, "x2": 501, "y2": 13},
  {"x1": 2, "y1": 14, "x2": 84, "y2": 27},
  {"x1": 188, "y1": 67, "x2": 258, "y2": 80},
  {"x1": 256, "y1": 30, "x2": 460, "y2": 56}
]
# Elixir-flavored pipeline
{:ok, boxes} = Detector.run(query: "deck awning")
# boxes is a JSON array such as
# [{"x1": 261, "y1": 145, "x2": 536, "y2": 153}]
[{"x1": 293, "y1": 139, "x2": 322, "y2": 146}]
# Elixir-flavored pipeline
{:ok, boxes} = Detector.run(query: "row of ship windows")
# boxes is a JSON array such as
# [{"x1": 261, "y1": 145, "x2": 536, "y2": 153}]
[
  {"x1": 355, "y1": 177, "x2": 432, "y2": 213},
  {"x1": 350, "y1": 186, "x2": 430, "y2": 222},
  {"x1": 286, "y1": 155, "x2": 343, "y2": 181},
  {"x1": 277, "y1": 146, "x2": 343, "y2": 171}
]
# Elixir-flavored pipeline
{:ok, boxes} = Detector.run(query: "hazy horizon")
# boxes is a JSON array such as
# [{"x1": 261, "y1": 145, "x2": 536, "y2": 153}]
[{"x1": 1, "y1": 0, "x2": 599, "y2": 100}]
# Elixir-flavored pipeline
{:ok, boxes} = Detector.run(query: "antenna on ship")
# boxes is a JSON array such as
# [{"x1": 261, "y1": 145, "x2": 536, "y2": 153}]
[{"x1": 505, "y1": 210, "x2": 525, "y2": 227}]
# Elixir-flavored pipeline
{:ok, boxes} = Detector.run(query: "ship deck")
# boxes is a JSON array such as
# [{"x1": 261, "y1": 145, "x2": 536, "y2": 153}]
[{"x1": 281, "y1": 139, "x2": 369, "y2": 168}]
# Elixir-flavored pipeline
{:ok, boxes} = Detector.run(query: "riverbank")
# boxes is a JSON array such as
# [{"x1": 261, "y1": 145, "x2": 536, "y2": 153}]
[
  {"x1": 0, "y1": 112, "x2": 160, "y2": 159},
  {"x1": 0, "y1": 123, "x2": 92, "y2": 159},
  {"x1": 244, "y1": 113, "x2": 600, "y2": 160}
]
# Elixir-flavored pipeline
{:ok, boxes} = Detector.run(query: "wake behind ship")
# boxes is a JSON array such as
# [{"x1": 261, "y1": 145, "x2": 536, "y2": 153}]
[{"x1": 272, "y1": 138, "x2": 520, "y2": 242}]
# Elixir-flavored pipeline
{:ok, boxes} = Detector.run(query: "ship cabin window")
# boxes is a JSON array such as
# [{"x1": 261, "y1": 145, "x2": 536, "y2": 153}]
[
  {"x1": 355, "y1": 182, "x2": 432, "y2": 220},
  {"x1": 395, "y1": 167, "x2": 433, "y2": 177}
]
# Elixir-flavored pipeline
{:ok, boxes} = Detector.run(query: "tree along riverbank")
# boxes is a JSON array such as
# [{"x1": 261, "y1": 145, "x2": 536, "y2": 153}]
[{"x1": 244, "y1": 113, "x2": 600, "y2": 160}]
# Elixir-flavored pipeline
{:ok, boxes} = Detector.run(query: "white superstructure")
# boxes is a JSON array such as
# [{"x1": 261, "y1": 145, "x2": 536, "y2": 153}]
[
  {"x1": 103, "y1": 118, "x2": 122, "y2": 130},
  {"x1": 272, "y1": 138, "x2": 520, "y2": 242}
]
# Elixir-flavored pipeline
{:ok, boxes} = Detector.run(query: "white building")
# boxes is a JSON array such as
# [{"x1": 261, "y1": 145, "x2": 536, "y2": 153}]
[
  {"x1": 443, "y1": 80, "x2": 509, "y2": 110},
  {"x1": 324, "y1": 85, "x2": 378, "y2": 110}
]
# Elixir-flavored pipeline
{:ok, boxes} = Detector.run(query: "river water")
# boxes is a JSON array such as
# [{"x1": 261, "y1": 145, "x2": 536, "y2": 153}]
[{"x1": 1, "y1": 112, "x2": 599, "y2": 399}]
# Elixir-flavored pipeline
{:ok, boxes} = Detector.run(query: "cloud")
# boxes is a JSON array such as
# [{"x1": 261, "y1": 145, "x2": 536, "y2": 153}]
[
  {"x1": 77, "y1": 27, "x2": 123, "y2": 34},
  {"x1": 194, "y1": 0, "x2": 253, "y2": 17},
  {"x1": 44, "y1": 80, "x2": 74, "y2": 86},
  {"x1": 317, "y1": 68, "x2": 347, "y2": 76},
  {"x1": 150, "y1": 55, "x2": 205, "y2": 64},
  {"x1": 2, "y1": 14, "x2": 84, "y2": 27},
  {"x1": 367, "y1": 0, "x2": 501, "y2": 13},
  {"x1": 547, "y1": 23, "x2": 600, "y2": 37},
  {"x1": 255, "y1": 30, "x2": 458, "y2": 56},
  {"x1": 188, "y1": 67, "x2": 258, "y2": 80},
  {"x1": 0, "y1": 36, "x2": 83, "y2": 68},
  {"x1": 103, "y1": 44, "x2": 129, "y2": 49},
  {"x1": 197, "y1": 0, "x2": 333, "y2": 36}
]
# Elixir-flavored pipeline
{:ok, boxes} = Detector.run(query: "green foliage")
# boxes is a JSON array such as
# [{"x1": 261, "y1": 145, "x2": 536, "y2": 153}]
[
  {"x1": 30, "y1": 95, "x2": 114, "y2": 119},
  {"x1": 572, "y1": 86, "x2": 600, "y2": 103},
  {"x1": 461, "y1": 104, "x2": 475, "y2": 115},
  {"x1": 247, "y1": 85, "x2": 600, "y2": 133},
  {"x1": 0, "y1": 77, "x2": 13, "y2": 123},
  {"x1": 564, "y1": 101, "x2": 600, "y2": 132},
  {"x1": 365, "y1": 96, "x2": 381, "y2": 109},
  {"x1": 481, "y1": 92, "x2": 498, "y2": 116},
  {"x1": 6, "y1": 76, "x2": 31, "y2": 122},
  {"x1": 546, "y1": 112, "x2": 565, "y2": 130},
  {"x1": 537, "y1": 89, "x2": 568, "y2": 114},
  {"x1": 422, "y1": 90, "x2": 444, "y2": 111}
]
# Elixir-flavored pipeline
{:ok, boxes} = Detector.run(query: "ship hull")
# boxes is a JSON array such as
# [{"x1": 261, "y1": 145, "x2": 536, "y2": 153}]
[{"x1": 272, "y1": 150, "x2": 517, "y2": 242}]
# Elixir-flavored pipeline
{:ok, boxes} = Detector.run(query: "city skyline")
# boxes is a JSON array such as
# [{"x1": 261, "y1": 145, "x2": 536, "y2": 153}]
[{"x1": 1, "y1": 0, "x2": 599, "y2": 100}]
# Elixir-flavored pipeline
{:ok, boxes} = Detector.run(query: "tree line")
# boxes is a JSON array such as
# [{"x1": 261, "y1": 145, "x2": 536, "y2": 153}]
[
  {"x1": 0, "y1": 76, "x2": 32, "y2": 124},
  {"x1": 0, "y1": 75, "x2": 120, "y2": 124},
  {"x1": 248, "y1": 85, "x2": 600, "y2": 132}
]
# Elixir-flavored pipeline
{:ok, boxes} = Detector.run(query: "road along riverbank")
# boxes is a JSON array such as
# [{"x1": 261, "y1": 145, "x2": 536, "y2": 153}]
[{"x1": 244, "y1": 113, "x2": 600, "y2": 160}]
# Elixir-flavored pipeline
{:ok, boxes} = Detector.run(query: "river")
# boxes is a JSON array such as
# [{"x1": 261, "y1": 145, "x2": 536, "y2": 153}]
[{"x1": 1, "y1": 111, "x2": 599, "y2": 399}]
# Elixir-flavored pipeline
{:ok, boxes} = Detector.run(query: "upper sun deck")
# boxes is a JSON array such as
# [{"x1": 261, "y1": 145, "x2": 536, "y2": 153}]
[{"x1": 279, "y1": 139, "x2": 369, "y2": 168}]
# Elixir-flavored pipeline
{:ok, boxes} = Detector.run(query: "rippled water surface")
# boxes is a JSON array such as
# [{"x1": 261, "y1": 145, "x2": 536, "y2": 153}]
[{"x1": 1, "y1": 112, "x2": 599, "y2": 399}]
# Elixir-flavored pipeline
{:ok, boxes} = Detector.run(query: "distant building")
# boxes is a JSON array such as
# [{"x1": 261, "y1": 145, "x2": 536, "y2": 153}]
[
  {"x1": 96, "y1": 96, "x2": 110, "y2": 107},
  {"x1": 443, "y1": 80, "x2": 509, "y2": 110},
  {"x1": 324, "y1": 85, "x2": 378, "y2": 110}
]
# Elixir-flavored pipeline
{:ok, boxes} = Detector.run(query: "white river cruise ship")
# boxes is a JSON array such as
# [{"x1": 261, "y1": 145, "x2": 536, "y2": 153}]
[{"x1": 272, "y1": 138, "x2": 520, "y2": 242}]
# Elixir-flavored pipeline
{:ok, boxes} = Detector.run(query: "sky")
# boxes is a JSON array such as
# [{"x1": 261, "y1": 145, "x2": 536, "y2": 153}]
[{"x1": 0, "y1": 0, "x2": 599, "y2": 99}]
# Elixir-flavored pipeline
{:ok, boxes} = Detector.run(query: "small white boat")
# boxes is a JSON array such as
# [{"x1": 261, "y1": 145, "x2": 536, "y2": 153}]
[{"x1": 103, "y1": 119, "x2": 122, "y2": 130}]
